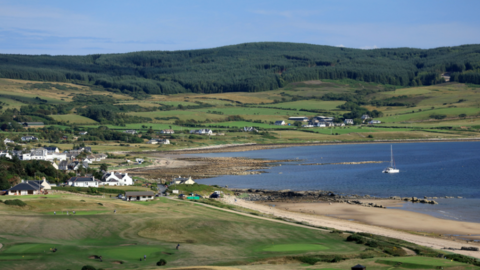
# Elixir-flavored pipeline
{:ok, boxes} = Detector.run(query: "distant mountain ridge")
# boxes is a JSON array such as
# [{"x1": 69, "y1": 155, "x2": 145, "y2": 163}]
[{"x1": 0, "y1": 42, "x2": 479, "y2": 95}]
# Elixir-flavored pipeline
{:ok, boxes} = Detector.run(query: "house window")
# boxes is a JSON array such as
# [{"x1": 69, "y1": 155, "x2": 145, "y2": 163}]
[{"x1": 142, "y1": 196, "x2": 146, "y2": 198}]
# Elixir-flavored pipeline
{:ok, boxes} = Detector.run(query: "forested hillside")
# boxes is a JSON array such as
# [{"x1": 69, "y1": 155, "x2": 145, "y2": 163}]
[{"x1": 1, "y1": 42, "x2": 480, "y2": 96}]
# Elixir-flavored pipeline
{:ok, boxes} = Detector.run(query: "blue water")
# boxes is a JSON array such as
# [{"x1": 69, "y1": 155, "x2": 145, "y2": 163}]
[{"x1": 194, "y1": 141, "x2": 480, "y2": 222}]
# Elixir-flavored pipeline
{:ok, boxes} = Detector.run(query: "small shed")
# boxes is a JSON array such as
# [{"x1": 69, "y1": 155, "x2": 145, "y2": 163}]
[
  {"x1": 124, "y1": 191, "x2": 154, "y2": 201},
  {"x1": 352, "y1": 264, "x2": 366, "y2": 270}
]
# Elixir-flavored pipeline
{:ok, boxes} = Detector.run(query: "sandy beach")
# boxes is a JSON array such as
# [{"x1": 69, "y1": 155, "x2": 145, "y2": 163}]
[{"x1": 221, "y1": 196, "x2": 480, "y2": 259}]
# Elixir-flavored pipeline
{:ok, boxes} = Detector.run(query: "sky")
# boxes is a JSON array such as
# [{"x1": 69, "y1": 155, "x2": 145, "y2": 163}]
[{"x1": 1, "y1": 0, "x2": 480, "y2": 55}]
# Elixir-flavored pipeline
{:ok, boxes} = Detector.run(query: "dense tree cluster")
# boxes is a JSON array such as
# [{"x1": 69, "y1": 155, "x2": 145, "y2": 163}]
[{"x1": 0, "y1": 43, "x2": 479, "y2": 95}]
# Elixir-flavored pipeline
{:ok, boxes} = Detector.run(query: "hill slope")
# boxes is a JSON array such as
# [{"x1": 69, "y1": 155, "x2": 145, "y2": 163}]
[{"x1": 0, "y1": 42, "x2": 480, "y2": 96}]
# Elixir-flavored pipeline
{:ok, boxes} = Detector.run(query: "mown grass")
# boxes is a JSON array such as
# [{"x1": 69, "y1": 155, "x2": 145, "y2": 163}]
[{"x1": 50, "y1": 114, "x2": 99, "y2": 124}]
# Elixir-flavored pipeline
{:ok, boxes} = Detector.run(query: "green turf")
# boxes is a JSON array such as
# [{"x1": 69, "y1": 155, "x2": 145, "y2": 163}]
[
  {"x1": 260, "y1": 100, "x2": 346, "y2": 110},
  {"x1": 377, "y1": 256, "x2": 471, "y2": 267},
  {"x1": 261, "y1": 243, "x2": 329, "y2": 252}
]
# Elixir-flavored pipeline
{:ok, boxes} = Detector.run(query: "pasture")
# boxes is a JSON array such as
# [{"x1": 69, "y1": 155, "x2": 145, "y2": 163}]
[
  {"x1": 50, "y1": 114, "x2": 99, "y2": 124},
  {"x1": 260, "y1": 100, "x2": 345, "y2": 111}
]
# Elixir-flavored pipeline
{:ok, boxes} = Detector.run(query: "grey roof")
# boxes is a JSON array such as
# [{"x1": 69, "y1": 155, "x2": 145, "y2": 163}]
[
  {"x1": 125, "y1": 191, "x2": 154, "y2": 197},
  {"x1": 9, "y1": 181, "x2": 42, "y2": 191},
  {"x1": 68, "y1": 177, "x2": 96, "y2": 182},
  {"x1": 44, "y1": 147, "x2": 58, "y2": 151}
]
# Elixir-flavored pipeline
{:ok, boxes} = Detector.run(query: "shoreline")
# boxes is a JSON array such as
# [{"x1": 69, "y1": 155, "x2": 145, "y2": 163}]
[
  {"x1": 127, "y1": 137, "x2": 480, "y2": 154},
  {"x1": 220, "y1": 196, "x2": 480, "y2": 259}
]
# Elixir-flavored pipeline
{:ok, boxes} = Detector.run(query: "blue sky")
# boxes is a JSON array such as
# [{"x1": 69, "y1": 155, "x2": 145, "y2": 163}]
[{"x1": 1, "y1": 0, "x2": 480, "y2": 55}]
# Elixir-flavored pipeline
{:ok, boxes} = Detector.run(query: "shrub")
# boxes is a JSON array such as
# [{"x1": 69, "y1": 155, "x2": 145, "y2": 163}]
[
  {"x1": 459, "y1": 113, "x2": 467, "y2": 118},
  {"x1": 297, "y1": 256, "x2": 320, "y2": 265},
  {"x1": 430, "y1": 113, "x2": 447, "y2": 119},
  {"x1": 157, "y1": 259, "x2": 167, "y2": 266},
  {"x1": 367, "y1": 134, "x2": 374, "y2": 138},
  {"x1": 81, "y1": 266, "x2": 96, "y2": 270},
  {"x1": 4, "y1": 199, "x2": 27, "y2": 207}
]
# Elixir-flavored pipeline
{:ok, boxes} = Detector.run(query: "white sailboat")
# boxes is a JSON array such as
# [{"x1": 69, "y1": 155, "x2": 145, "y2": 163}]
[{"x1": 383, "y1": 145, "x2": 399, "y2": 173}]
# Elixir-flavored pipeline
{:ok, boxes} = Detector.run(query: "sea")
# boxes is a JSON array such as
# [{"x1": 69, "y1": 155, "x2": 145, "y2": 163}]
[{"x1": 194, "y1": 141, "x2": 480, "y2": 223}]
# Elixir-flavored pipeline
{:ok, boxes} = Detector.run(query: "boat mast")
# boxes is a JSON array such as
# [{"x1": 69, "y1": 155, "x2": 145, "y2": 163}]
[{"x1": 390, "y1": 145, "x2": 393, "y2": 168}]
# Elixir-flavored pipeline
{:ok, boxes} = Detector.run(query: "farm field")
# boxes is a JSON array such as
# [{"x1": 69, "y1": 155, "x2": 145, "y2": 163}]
[
  {"x1": 260, "y1": 100, "x2": 345, "y2": 111},
  {"x1": 50, "y1": 114, "x2": 99, "y2": 124}
]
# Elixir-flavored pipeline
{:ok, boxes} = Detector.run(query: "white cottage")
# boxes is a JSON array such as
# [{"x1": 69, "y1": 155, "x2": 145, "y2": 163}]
[
  {"x1": 67, "y1": 176, "x2": 99, "y2": 187},
  {"x1": 101, "y1": 171, "x2": 133, "y2": 186},
  {"x1": 124, "y1": 191, "x2": 155, "y2": 201}
]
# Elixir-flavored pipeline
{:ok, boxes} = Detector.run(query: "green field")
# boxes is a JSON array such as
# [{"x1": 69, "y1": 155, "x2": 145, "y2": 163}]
[
  {"x1": 261, "y1": 243, "x2": 329, "y2": 252},
  {"x1": 0, "y1": 194, "x2": 365, "y2": 269},
  {"x1": 50, "y1": 114, "x2": 99, "y2": 124},
  {"x1": 260, "y1": 100, "x2": 346, "y2": 111}
]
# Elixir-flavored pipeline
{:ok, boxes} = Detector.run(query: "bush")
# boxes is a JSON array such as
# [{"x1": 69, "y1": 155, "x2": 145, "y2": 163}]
[
  {"x1": 4, "y1": 199, "x2": 27, "y2": 207},
  {"x1": 297, "y1": 256, "x2": 320, "y2": 265},
  {"x1": 459, "y1": 113, "x2": 467, "y2": 118},
  {"x1": 81, "y1": 266, "x2": 96, "y2": 270},
  {"x1": 430, "y1": 113, "x2": 447, "y2": 119},
  {"x1": 367, "y1": 134, "x2": 374, "y2": 138},
  {"x1": 157, "y1": 259, "x2": 167, "y2": 266}
]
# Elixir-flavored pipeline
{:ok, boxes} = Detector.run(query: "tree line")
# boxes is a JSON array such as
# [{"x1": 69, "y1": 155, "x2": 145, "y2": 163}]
[{"x1": 0, "y1": 42, "x2": 479, "y2": 95}]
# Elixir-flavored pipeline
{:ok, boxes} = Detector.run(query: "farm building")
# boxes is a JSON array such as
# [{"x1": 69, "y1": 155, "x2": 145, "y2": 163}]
[
  {"x1": 146, "y1": 139, "x2": 158, "y2": 144},
  {"x1": 288, "y1": 116, "x2": 309, "y2": 122},
  {"x1": 124, "y1": 191, "x2": 155, "y2": 201},
  {"x1": 160, "y1": 129, "x2": 174, "y2": 134},
  {"x1": 4, "y1": 138, "x2": 14, "y2": 144},
  {"x1": 274, "y1": 120, "x2": 286, "y2": 126},
  {"x1": 368, "y1": 120, "x2": 381, "y2": 124},
  {"x1": 78, "y1": 131, "x2": 88, "y2": 135}
]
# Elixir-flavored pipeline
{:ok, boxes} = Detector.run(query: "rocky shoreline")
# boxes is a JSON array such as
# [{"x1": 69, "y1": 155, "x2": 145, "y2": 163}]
[{"x1": 230, "y1": 189, "x2": 465, "y2": 208}]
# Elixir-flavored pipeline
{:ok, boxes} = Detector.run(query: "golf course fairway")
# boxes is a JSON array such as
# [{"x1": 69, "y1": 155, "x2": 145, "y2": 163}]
[{"x1": 261, "y1": 243, "x2": 329, "y2": 252}]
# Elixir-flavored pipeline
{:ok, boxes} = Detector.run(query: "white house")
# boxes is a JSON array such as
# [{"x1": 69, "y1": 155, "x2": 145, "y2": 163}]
[
  {"x1": 274, "y1": 120, "x2": 286, "y2": 126},
  {"x1": 44, "y1": 147, "x2": 60, "y2": 154},
  {"x1": 335, "y1": 123, "x2": 345, "y2": 127},
  {"x1": 124, "y1": 191, "x2": 154, "y2": 201},
  {"x1": 136, "y1": 158, "x2": 144, "y2": 164},
  {"x1": 58, "y1": 160, "x2": 69, "y2": 170},
  {"x1": 0, "y1": 151, "x2": 12, "y2": 159},
  {"x1": 160, "y1": 129, "x2": 174, "y2": 134},
  {"x1": 242, "y1": 127, "x2": 258, "y2": 132},
  {"x1": 21, "y1": 136, "x2": 38, "y2": 142},
  {"x1": 17, "y1": 148, "x2": 67, "y2": 161},
  {"x1": 361, "y1": 114, "x2": 371, "y2": 120},
  {"x1": 101, "y1": 171, "x2": 133, "y2": 186},
  {"x1": 158, "y1": 139, "x2": 170, "y2": 144},
  {"x1": 314, "y1": 123, "x2": 326, "y2": 127},
  {"x1": 50, "y1": 161, "x2": 59, "y2": 170},
  {"x1": 8, "y1": 181, "x2": 43, "y2": 195},
  {"x1": 368, "y1": 120, "x2": 381, "y2": 124},
  {"x1": 344, "y1": 119, "x2": 354, "y2": 125},
  {"x1": 172, "y1": 176, "x2": 196, "y2": 185},
  {"x1": 124, "y1": 130, "x2": 137, "y2": 135},
  {"x1": 67, "y1": 161, "x2": 89, "y2": 170},
  {"x1": 78, "y1": 131, "x2": 88, "y2": 135},
  {"x1": 146, "y1": 139, "x2": 158, "y2": 145},
  {"x1": 67, "y1": 176, "x2": 99, "y2": 187},
  {"x1": 4, "y1": 138, "x2": 15, "y2": 145},
  {"x1": 302, "y1": 124, "x2": 314, "y2": 128},
  {"x1": 190, "y1": 129, "x2": 213, "y2": 135}
]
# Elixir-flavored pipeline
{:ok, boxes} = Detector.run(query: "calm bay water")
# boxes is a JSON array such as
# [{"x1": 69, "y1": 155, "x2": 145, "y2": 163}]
[{"x1": 195, "y1": 141, "x2": 480, "y2": 222}]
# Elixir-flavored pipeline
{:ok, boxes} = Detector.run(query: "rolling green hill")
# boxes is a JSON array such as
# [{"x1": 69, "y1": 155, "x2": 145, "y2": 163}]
[{"x1": 1, "y1": 42, "x2": 480, "y2": 96}]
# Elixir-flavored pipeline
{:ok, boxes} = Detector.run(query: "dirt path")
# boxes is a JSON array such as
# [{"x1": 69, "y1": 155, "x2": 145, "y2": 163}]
[{"x1": 0, "y1": 243, "x2": 3, "y2": 250}]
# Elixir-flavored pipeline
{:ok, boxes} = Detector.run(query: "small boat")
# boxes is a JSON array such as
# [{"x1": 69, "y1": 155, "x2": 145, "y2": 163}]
[{"x1": 383, "y1": 145, "x2": 399, "y2": 173}]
